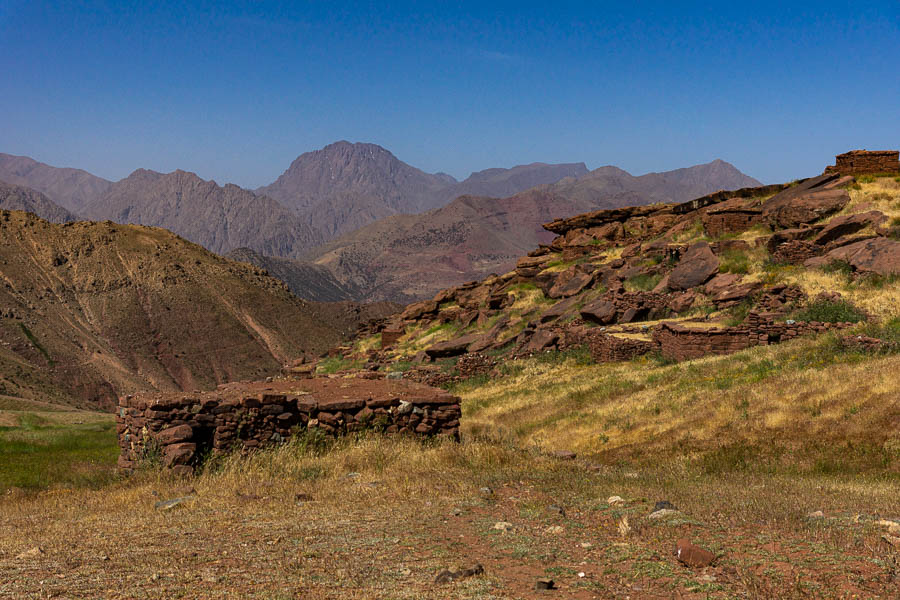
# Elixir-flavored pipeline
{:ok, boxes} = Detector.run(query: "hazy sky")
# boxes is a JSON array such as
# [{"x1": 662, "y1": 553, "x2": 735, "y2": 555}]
[{"x1": 1, "y1": 1, "x2": 898, "y2": 187}]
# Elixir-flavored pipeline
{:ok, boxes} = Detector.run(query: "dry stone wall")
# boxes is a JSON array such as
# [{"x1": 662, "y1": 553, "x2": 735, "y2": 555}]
[
  {"x1": 825, "y1": 150, "x2": 899, "y2": 175},
  {"x1": 116, "y1": 378, "x2": 461, "y2": 474}
]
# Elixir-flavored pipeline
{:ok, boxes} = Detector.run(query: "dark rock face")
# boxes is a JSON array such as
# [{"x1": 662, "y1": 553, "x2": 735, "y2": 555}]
[
  {"x1": 425, "y1": 334, "x2": 483, "y2": 358},
  {"x1": 580, "y1": 300, "x2": 618, "y2": 325},
  {"x1": 667, "y1": 242, "x2": 719, "y2": 291},
  {"x1": 822, "y1": 238, "x2": 900, "y2": 276}
]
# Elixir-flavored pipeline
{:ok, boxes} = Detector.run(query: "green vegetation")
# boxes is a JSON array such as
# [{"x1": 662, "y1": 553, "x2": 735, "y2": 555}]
[
  {"x1": 316, "y1": 356, "x2": 365, "y2": 374},
  {"x1": 718, "y1": 248, "x2": 751, "y2": 274},
  {"x1": 19, "y1": 323, "x2": 53, "y2": 366},
  {"x1": 623, "y1": 272, "x2": 662, "y2": 292},
  {"x1": 789, "y1": 298, "x2": 867, "y2": 323},
  {"x1": 0, "y1": 412, "x2": 118, "y2": 491}
]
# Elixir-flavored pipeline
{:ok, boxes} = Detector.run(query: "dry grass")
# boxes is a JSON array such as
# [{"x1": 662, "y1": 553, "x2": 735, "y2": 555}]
[{"x1": 2, "y1": 433, "x2": 899, "y2": 598}]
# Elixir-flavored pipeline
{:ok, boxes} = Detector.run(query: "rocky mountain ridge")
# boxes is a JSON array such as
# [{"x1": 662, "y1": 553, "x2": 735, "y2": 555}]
[{"x1": 305, "y1": 160, "x2": 763, "y2": 302}]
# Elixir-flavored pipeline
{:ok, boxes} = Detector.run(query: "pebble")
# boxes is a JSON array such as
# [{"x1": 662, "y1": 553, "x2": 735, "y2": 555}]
[
  {"x1": 154, "y1": 496, "x2": 195, "y2": 511},
  {"x1": 493, "y1": 521, "x2": 514, "y2": 532},
  {"x1": 479, "y1": 486, "x2": 494, "y2": 496},
  {"x1": 675, "y1": 538, "x2": 717, "y2": 568},
  {"x1": 547, "y1": 504, "x2": 565, "y2": 516},
  {"x1": 807, "y1": 510, "x2": 825, "y2": 519},
  {"x1": 580, "y1": 542, "x2": 593, "y2": 549},
  {"x1": 648, "y1": 508, "x2": 679, "y2": 520},
  {"x1": 15, "y1": 546, "x2": 43, "y2": 560},
  {"x1": 535, "y1": 578, "x2": 556, "y2": 590},
  {"x1": 552, "y1": 450, "x2": 576, "y2": 460},
  {"x1": 653, "y1": 500, "x2": 676, "y2": 512},
  {"x1": 545, "y1": 525, "x2": 564, "y2": 535},
  {"x1": 607, "y1": 495, "x2": 625, "y2": 506}
]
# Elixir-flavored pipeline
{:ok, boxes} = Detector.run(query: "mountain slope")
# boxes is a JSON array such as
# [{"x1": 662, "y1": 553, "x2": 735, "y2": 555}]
[
  {"x1": 82, "y1": 169, "x2": 324, "y2": 256},
  {"x1": 0, "y1": 210, "x2": 367, "y2": 410},
  {"x1": 225, "y1": 247, "x2": 359, "y2": 302},
  {"x1": 307, "y1": 160, "x2": 762, "y2": 301},
  {"x1": 0, "y1": 153, "x2": 111, "y2": 213},
  {"x1": 0, "y1": 181, "x2": 78, "y2": 223}
]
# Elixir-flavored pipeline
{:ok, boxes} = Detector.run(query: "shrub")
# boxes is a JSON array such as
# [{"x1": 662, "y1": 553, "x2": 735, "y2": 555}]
[{"x1": 790, "y1": 298, "x2": 866, "y2": 323}]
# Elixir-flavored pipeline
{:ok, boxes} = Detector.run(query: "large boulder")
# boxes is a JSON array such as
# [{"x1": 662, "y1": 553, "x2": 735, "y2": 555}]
[
  {"x1": 667, "y1": 242, "x2": 719, "y2": 291},
  {"x1": 425, "y1": 334, "x2": 483, "y2": 359},
  {"x1": 762, "y1": 189, "x2": 850, "y2": 229},
  {"x1": 820, "y1": 238, "x2": 900, "y2": 276},
  {"x1": 580, "y1": 299, "x2": 618, "y2": 325},
  {"x1": 548, "y1": 268, "x2": 595, "y2": 299},
  {"x1": 812, "y1": 211, "x2": 888, "y2": 246}
]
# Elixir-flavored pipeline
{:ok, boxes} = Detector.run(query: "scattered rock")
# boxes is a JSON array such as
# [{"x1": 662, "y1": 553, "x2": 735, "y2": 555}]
[
  {"x1": 648, "y1": 509, "x2": 680, "y2": 520},
  {"x1": 493, "y1": 521, "x2": 514, "y2": 532},
  {"x1": 881, "y1": 534, "x2": 900, "y2": 548},
  {"x1": 552, "y1": 450, "x2": 576, "y2": 460},
  {"x1": 294, "y1": 493, "x2": 313, "y2": 502},
  {"x1": 607, "y1": 495, "x2": 625, "y2": 506},
  {"x1": 547, "y1": 505, "x2": 565, "y2": 516},
  {"x1": 154, "y1": 496, "x2": 195, "y2": 511},
  {"x1": 15, "y1": 546, "x2": 44, "y2": 560},
  {"x1": 434, "y1": 564, "x2": 484, "y2": 584},
  {"x1": 807, "y1": 510, "x2": 825, "y2": 520},
  {"x1": 545, "y1": 525, "x2": 564, "y2": 535},
  {"x1": 675, "y1": 538, "x2": 717, "y2": 568},
  {"x1": 653, "y1": 500, "x2": 676, "y2": 512},
  {"x1": 479, "y1": 486, "x2": 494, "y2": 496},
  {"x1": 535, "y1": 578, "x2": 556, "y2": 590}
]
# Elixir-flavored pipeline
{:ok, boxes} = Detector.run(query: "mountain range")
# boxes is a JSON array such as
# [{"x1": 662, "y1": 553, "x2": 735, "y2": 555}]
[
  {"x1": 305, "y1": 161, "x2": 761, "y2": 301},
  {"x1": 0, "y1": 143, "x2": 760, "y2": 302}
]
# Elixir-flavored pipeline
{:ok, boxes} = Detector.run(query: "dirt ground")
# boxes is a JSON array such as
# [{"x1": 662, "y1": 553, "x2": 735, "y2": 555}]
[{"x1": 1, "y1": 437, "x2": 898, "y2": 599}]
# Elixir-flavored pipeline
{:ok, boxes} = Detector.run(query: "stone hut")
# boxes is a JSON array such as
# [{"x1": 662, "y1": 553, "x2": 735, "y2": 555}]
[{"x1": 825, "y1": 150, "x2": 899, "y2": 175}]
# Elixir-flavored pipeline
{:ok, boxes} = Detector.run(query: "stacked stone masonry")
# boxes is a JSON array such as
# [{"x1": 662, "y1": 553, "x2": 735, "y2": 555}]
[
  {"x1": 825, "y1": 150, "x2": 899, "y2": 175},
  {"x1": 589, "y1": 333, "x2": 656, "y2": 363},
  {"x1": 116, "y1": 378, "x2": 461, "y2": 473},
  {"x1": 652, "y1": 313, "x2": 853, "y2": 361}
]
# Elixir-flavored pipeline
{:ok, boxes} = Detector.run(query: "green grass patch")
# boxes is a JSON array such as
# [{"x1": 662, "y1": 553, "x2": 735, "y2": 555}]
[
  {"x1": 789, "y1": 298, "x2": 866, "y2": 324},
  {"x1": 623, "y1": 273, "x2": 663, "y2": 292},
  {"x1": 316, "y1": 356, "x2": 365, "y2": 374},
  {"x1": 0, "y1": 413, "x2": 119, "y2": 491},
  {"x1": 718, "y1": 248, "x2": 751, "y2": 274}
]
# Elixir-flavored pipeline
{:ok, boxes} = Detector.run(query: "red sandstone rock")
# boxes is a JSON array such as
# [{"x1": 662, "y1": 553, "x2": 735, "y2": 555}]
[
  {"x1": 163, "y1": 443, "x2": 197, "y2": 467},
  {"x1": 424, "y1": 334, "x2": 483, "y2": 359},
  {"x1": 675, "y1": 538, "x2": 716, "y2": 568},
  {"x1": 821, "y1": 238, "x2": 900, "y2": 276},
  {"x1": 667, "y1": 242, "x2": 719, "y2": 291},
  {"x1": 156, "y1": 424, "x2": 194, "y2": 445},
  {"x1": 812, "y1": 210, "x2": 888, "y2": 246},
  {"x1": 548, "y1": 268, "x2": 595, "y2": 299},
  {"x1": 580, "y1": 299, "x2": 617, "y2": 325},
  {"x1": 762, "y1": 188, "x2": 849, "y2": 229}
]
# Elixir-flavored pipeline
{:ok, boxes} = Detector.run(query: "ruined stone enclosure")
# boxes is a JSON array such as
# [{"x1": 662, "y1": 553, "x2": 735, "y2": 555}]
[
  {"x1": 825, "y1": 150, "x2": 899, "y2": 175},
  {"x1": 116, "y1": 378, "x2": 462, "y2": 473}
]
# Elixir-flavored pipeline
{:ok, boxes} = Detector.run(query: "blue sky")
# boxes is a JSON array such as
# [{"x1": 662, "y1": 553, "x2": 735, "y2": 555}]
[{"x1": 1, "y1": 1, "x2": 898, "y2": 187}]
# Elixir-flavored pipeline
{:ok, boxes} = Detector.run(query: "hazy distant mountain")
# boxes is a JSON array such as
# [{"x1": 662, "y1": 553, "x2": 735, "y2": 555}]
[
  {"x1": 225, "y1": 247, "x2": 359, "y2": 302},
  {"x1": 0, "y1": 153, "x2": 111, "y2": 213},
  {"x1": 0, "y1": 181, "x2": 78, "y2": 223},
  {"x1": 258, "y1": 141, "x2": 594, "y2": 241},
  {"x1": 306, "y1": 159, "x2": 762, "y2": 301},
  {"x1": 81, "y1": 169, "x2": 325, "y2": 256},
  {"x1": 545, "y1": 159, "x2": 761, "y2": 208},
  {"x1": 257, "y1": 141, "x2": 454, "y2": 239},
  {"x1": 446, "y1": 162, "x2": 589, "y2": 202}
]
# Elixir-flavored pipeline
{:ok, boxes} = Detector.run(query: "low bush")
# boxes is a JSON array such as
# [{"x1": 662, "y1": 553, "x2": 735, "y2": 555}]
[{"x1": 790, "y1": 298, "x2": 866, "y2": 324}]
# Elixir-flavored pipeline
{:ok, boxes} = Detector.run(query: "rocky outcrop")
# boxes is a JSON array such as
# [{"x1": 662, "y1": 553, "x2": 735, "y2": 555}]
[
  {"x1": 762, "y1": 188, "x2": 850, "y2": 229},
  {"x1": 825, "y1": 150, "x2": 900, "y2": 175},
  {"x1": 818, "y1": 238, "x2": 900, "y2": 276}
]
